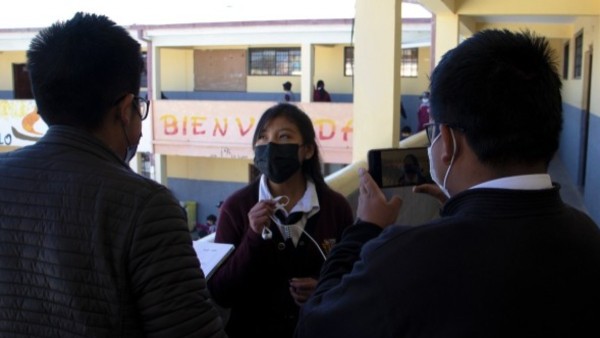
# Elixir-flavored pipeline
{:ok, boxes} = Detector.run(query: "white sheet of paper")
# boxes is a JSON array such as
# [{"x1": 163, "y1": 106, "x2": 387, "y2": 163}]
[{"x1": 192, "y1": 241, "x2": 234, "y2": 279}]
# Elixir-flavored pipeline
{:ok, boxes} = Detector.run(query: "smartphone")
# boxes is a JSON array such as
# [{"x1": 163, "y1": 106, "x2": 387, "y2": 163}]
[{"x1": 367, "y1": 147, "x2": 433, "y2": 188}]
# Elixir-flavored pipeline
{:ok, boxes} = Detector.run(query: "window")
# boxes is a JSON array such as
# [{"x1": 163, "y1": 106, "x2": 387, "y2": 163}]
[
  {"x1": 140, "y1": 52, "x2": 148, "y2": 88},
  {"x1": 401, "y1": 48, "x2": 418, "y2": 77},
  {"x1": 562, "y1": 42, "x2": 570, "y2": 79},
  {"x1": 344, "y1": 47, "x2": 354, "y2": 76},
  {"x1": 249, "y1": 48, "x2": 301, "y2": 76},
  {"x1": 574, "y1": 31, "x2": 583, "y2": 79}
]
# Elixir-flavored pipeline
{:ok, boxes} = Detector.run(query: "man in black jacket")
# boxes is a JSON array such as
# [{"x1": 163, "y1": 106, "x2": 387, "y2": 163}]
[
  {"x1": 0, "y1": 13, "x2": 226, "y2": 337},
  {"x1": 296, "y1": 29, "x2": 600, "y2": 338}
]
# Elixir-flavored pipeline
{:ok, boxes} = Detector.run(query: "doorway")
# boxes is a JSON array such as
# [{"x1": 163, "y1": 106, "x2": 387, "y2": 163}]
[{"x1": 12, "y1": 63, "x2": 33, "y2": 99}]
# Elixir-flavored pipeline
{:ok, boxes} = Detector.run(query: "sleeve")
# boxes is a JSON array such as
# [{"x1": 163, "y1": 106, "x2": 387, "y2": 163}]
[
  {"x1": 208, "y1": 197, "x2": 273, "y2": 307},
  {"x1": 295, "y1": 221, "x2": 384, "y2": 338},
  {"x1": 127, "y1": 187, "x2": 226, "y2": 338}
]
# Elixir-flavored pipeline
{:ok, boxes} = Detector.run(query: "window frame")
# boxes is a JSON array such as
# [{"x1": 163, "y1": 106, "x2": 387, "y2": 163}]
[
  {"x1": 562, "y1": 42, "x2": 570, "y2": 80},
  {"x1": 248, "y1": 48, "x2": 301, "y2": 76},
  {"x1": 400, "y1": 48, "x2": 419, "y2": 78},
  {"x1": 574, "y1": 31, "x2": 583, "y2": 79},
  {"x1": 344, "y1": 46, "x2": 354, "y2": 77}
]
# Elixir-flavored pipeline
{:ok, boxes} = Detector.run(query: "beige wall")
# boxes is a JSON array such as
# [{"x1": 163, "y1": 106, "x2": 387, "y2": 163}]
[
  {"x1": 401, "y1": 46, "x2": 431, "y2": 95},
  {"x1": 561, "y1": 16, "x2": 599, "y2": 116},
  {"x1": 159, "y1": 48, "x2": 194, "y2": 91},
  {"x1": 0, "y1": 51, "x2": 26, "y2": 90},
  {"x1": 167, "y1": 155, "x2": 252, "y2": 183},
  {"x1": 314, "y1": 45, "x2": 354, "y2": 94},
  {"x1": 247, "y1": 75, "x2": 299, "y2": 93},
  {"x1": 156, "y1": 44, "x2": 430, "y2": 97},
  {"x1": 590, "y1": 17, "x2": 600, "y2": 117}
]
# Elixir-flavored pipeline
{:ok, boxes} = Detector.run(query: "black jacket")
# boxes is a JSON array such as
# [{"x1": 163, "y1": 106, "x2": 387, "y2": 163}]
[{"x1": 0, "y1": 126, "x2": 226, "y2": 337}]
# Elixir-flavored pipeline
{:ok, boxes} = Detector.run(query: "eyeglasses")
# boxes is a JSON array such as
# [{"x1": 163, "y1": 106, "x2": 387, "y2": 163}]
[
  {"x1": 114, "y1": 94, "x2": 150, "y2": 121},
  {"x1": 425, "y1": 122, "x2": 465, "y2": 146},
  {"x1": 424, "y1": 122, "x2": 440, "y2": 146},
  {"x1": 133, "y1": 96, "x2": 150, "y2": 121}
]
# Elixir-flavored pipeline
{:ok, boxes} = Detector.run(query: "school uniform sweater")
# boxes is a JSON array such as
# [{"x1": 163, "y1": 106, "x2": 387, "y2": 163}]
[
  {"x1": 208, "y1": 179, "x2": 353, "y2": 338},
  {"x1": 296, "y1": 186, "x2": 600, "y2": 338}
]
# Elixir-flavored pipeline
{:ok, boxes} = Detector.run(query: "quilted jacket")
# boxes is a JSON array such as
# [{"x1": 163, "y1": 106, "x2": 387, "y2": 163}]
[{"x1": 0, "y1": 126, "x2": 226, "y2": 337}]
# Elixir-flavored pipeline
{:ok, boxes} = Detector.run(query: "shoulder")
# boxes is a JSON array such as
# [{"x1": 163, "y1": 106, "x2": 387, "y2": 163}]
[{"x1": 318, "y1": 185, "x2": 350, "y2": 206}]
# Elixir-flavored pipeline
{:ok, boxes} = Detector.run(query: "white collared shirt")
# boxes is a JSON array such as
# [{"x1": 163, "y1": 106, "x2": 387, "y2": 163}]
[
  {"x1": 470, "y1": 174, "x2": 553, "y2": 190},
  {"x1": 258, "y1": 174, "x2": 320, "y2": 246}
]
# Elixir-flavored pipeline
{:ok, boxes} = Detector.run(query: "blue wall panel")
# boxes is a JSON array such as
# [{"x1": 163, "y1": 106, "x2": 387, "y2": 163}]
[
  {"x1": 167, "y1": 177, "x2": 247, "y2": 225},
  {"x1": 583, "y1": 113, "x2": 600, "y2": 224},
  {"x1": 558, "y1": 103, "x2": 583, "y2": 183}
]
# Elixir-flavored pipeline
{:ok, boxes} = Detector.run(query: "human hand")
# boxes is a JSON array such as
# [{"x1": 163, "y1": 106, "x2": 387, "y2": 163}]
[
  {"x1": 412, "y1": 183, "x2": 448, "y2": 205},
  {"x1": 248, "y1": 200, "x2": 277, "y2": 235},
  {"x1": 289, "y1": 277, "x2": 318, "y2": 306},
  {"x1": 356, "y1": 168, "x2": 402, "y2": 229}
]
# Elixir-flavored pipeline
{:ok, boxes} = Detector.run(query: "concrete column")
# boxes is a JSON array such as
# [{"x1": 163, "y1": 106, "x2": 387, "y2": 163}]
[
  {"x1": 154, "y1": 154, "x2": 168, "y2": 186},
  {"x1": 352, "y1": 0, "x2": 403, "y2": 161},
  {"x1": 433, "y1": 14, "x2": 460, "y2": 65},
  {"x1": 301, "y1": 43, "x2": 314, "y2": 103}
]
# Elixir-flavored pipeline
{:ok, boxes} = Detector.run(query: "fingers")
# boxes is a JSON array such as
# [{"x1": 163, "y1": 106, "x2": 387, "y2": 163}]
[
  {"x1": 357, "y1": 167, "x2": 402, "y2": 229},
  {"x1": 248, "y1": 200, "x2": 276, "y2": 234},
  {"x1": 289, "y1": 278, "x2": 317, "y2": 305},
  {"x1": 412, "y1": 183, "x2": 448, "y2": 205},
  {"x1": 388, "y1": 195, "x2": 403, "y2": 214},
  {"x1": 359, "y1": 167, "x2": 378, "y2": 192}
]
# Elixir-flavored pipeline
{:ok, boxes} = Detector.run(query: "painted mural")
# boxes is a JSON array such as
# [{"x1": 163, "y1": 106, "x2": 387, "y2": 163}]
[{"x1": 0, "y1": 100, "x2": 47, "y2": 147}]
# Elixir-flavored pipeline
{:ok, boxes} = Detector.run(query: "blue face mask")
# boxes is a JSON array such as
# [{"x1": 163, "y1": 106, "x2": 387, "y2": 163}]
[
  {"x1": 121, "y1": 123, "x2": 138, "y2": 163},
  {"x1": 254, "y1": 143, "x2": 301, "y2": 184},
  {"x1": 124, "y1": 143, "x2": 138, "y2": 163}
]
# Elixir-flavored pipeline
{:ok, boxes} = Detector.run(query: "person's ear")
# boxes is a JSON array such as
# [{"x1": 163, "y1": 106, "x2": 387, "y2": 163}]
[
  {"x1": 116, "y1": 94, "x2": 135, "y2": 125},
  {"x1": 302, "y1": 143, "x2": 315, "y2": 161},
  {"x1": 439, "y1": 124, "x2": 459, "y2": 165}
]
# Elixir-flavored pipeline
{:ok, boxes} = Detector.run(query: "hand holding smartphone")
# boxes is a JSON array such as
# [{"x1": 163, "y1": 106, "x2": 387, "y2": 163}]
[{"x1": 367, "y1": 147, "x2": 433, "y2": 189}]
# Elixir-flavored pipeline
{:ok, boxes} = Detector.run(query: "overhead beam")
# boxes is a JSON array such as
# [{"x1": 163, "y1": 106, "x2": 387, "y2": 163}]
[
  {"x1": 455, "y1": 0, "x2": 600, "y2": 16},
  {"x1": 418, "y1": 0, "x2": 457, "y2": 15},
  {"x1": 475, "y1": 22, "x2": 574, "y2": 39}
]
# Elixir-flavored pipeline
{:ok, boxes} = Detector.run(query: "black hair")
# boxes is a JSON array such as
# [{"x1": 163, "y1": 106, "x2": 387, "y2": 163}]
[
  {"x1": 27, "y1": 12, "x2": 144, "y2": 129},
  {"x1": 429, "y1": 29, "x2": 562, "y2": 168},
  {"x1": 283, "y1": 81, "x2": 292, "y2": 91},
  {"x1": 207, "y1": 214, "x2": 217, "y2": 223},
  {"x1": 252, "y1": 103, "x2": 326, "y2": 189}
]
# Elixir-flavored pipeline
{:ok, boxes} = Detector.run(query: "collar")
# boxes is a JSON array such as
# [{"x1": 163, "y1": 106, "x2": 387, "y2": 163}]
[
  {"x1": 258, "y1": 174, "x2": 320, "y2": 218},
  {"x1": 470, "y1": 174, "x2": 553, "y2": 190}
]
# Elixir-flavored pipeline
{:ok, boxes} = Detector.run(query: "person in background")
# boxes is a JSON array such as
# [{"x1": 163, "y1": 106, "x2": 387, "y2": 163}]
[
  {"x1": 417, "y1": 90, "x2": 431, "y2": 131},
  {"x1": 296, "y1": 29, "x2": 600, "y2": 338},
  {"x1": 206, "y1": 214, "x2": 218, "y2": 234},
  {"x1": 283, "y1": 81, "x2": 295, "y2": 102},
  {"x1": 400, "y1": 125, "x2": 412, "y2": 140},
  {"x1": 312, "y1": 79, "x2": 331, "y2": 102},
  {"x1": 0, "y1": 12, "x2": 225, "y2": 337},
  {"x1": 209, "y1": 103, "x2": 354, "y2": 338}
]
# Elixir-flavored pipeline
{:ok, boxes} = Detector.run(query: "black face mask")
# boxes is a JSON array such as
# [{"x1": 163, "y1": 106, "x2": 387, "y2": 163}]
[{"x1": 254, "y1": 143, "x2": 301, "y2": 183}]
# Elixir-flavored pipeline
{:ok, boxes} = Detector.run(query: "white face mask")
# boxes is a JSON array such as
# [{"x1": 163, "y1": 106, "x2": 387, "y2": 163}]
[{"x1": 427, "y1": 128, "x2": 456, "y2": 198}]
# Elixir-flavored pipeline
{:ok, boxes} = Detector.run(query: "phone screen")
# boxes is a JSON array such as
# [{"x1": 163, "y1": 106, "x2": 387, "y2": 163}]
[{"x1": 368, "y1": 147, "x2": 433, "y2": 188}]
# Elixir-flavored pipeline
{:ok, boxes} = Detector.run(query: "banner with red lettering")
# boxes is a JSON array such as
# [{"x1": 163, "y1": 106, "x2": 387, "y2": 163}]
[{"x1": 152, "y1": 101, "x2": 353, "y2": 163}]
